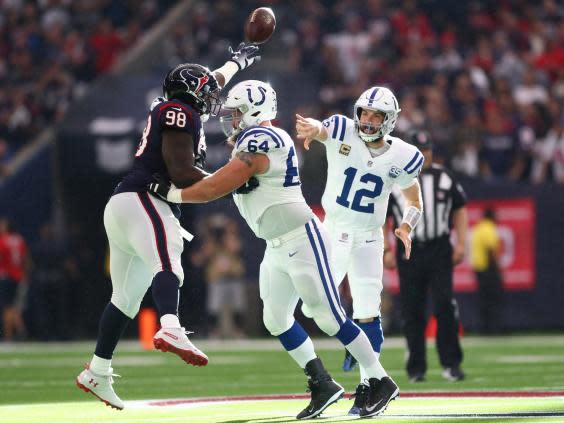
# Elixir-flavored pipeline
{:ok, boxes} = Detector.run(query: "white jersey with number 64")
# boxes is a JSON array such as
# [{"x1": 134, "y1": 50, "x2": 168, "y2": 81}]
[{"x1": 231, "y1": 125, "x2": 305, "y2": 239}]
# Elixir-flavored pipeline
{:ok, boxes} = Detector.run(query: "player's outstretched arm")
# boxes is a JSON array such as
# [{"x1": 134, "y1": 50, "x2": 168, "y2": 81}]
[
  {"x1": 295, "y1": 114, "x2": 328, "y2": 150},
  {"x1": 150, "y1": 152, "x2": 269, "y2": 203},
  {"x1": 395, "y1": 180, "x2": 423, "y2": 260},
  {"x1": 214, "y1": 42, "x2": 261, "y2": 88}
]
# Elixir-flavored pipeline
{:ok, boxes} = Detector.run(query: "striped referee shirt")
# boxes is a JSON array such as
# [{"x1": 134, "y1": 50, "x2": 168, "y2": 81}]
[{"x1": 388, "y1": 164, "x2": 466, "y2": 242}]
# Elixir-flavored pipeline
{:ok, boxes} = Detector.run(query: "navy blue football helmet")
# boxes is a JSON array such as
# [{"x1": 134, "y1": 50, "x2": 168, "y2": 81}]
[{"x1": 163, "y1": 63, "x2": 222, "y2": 117}]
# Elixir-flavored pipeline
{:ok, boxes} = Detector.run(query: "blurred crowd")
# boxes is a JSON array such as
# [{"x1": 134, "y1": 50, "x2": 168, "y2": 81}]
[
  {"x1": 0, "y1": 0, "x2": 176, "y2": 175},
  {"x1": 167, "y1": 0, "x2": 564, "y2": 184},
  {"x1": 3, "y1": 0, "x2": 564, "y2": 184},
  {"x1": 289, "y1": 0, "x2": 564, "y2": 184}
]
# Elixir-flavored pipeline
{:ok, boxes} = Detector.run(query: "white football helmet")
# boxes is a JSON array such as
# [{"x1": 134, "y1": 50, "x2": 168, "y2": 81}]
[
  {"x1": 354, "y1": 86, "x2": 401, "y2": 142},
  {"x1": 220, "y1": 80, "x2": 277, "y2": 137}
]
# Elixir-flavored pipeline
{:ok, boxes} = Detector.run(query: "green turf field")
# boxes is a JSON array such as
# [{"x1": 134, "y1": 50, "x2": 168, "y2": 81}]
[{"x1": 1, "y1": 335, "x2": 563, "y2": 422}]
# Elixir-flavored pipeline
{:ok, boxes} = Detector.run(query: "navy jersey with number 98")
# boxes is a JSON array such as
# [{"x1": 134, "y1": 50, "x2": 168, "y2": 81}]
[{"x1": 114, "y1": 98, "x2": 204, "y2": 195}]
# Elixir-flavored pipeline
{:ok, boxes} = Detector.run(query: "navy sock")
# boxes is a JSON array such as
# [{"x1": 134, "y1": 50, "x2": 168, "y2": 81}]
[
  {"x1": 335, "y1": 318, "x2": 361, "y2": 345},
  {"x1": 278, "y1": 321, "x2": 308, "y2": 351},
  {"x1": 357, "y1": 317, "x2": 384, "y2": 353},
  {"x1": 94, "y1": 302, "x2": 131, "y2": 359},
  {"x1": 151, "y1": 270, "x2": 180, "y2": 316}
]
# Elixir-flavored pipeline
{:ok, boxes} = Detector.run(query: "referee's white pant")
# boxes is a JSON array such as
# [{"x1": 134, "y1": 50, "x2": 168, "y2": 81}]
[
  {"x1": 323, "y1": 219, "x2": 384, "y2": 320},
  {"x1": 260, "y1": 218, "x2": 347, "y2": 337},
  {"x1": 104, "y1": 192, "x2": 185, "y2": 318}
]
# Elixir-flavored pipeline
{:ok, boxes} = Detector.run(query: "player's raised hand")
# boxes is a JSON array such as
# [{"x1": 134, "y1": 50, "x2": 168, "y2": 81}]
[
  {"x1": 229, "y1": 42, "x2": 261, "y2": 70},
  {"x1": 394, "y1": 224, "x2": 412, "y2": 260},
  {"x1": 295, "y1": 114, "x2": 322, "y2": 150}
]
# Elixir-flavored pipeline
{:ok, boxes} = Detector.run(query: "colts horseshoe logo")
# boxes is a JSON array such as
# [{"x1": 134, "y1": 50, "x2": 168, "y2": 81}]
[{"x1": 246, "y1": 86, "x2": 267, "y2": 106}]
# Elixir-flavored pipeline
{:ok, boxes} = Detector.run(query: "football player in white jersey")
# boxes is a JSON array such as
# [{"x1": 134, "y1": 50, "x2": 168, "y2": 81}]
[
  {"x1": 149, "y1": 80, "x2": 399, "y2": 418},
  {"x1": 295, "y1": 86, "x2": 423, "y2": 415}
]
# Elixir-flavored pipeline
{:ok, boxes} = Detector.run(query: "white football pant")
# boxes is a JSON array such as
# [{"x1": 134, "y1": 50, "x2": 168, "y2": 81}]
[
  {"x1": 104, "y1": 192, "x2": 184, "y2": 318},
  {"x1": 324, "y1": 218, "x2": 384, "y2": 320},
  {"x1": 260, "y1": 218, "x2": 347, "y2": 337}
]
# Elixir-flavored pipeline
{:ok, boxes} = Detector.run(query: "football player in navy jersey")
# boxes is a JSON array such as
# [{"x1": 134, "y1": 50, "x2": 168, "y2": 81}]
[{"x1": 76, "y1": 43, "x2": 260, "y2": 410}]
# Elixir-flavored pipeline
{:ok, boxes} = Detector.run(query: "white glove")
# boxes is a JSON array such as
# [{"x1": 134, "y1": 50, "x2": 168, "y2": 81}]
[{"x1": 228, "y1": 42, "x2": 261, "y2": 70}]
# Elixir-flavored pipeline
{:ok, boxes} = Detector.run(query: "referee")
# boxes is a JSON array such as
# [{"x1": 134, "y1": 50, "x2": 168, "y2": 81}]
[{"x1": 386, "y1": 130, "x2": 468, "y2": 382}]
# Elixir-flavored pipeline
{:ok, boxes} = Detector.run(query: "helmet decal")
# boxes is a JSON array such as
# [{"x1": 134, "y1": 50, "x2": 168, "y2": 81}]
[
  {"x1": 246, "y1": 86, "x2": 267, "y2": 106},
  {"x1": 220, "y1": 80, "x2": 277, "y2": 138},
  {"x1": 367, "y1": 87, "x2": 380, "y2": 107},
  {"x1": 164, "y1": 63, "x2": 221, "y2": 116}
]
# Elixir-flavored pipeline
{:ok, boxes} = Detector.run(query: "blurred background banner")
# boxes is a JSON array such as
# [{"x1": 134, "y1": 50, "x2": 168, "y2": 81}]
[{"x1": 385, "y1": 197, "x2": 536, "y2": 293}]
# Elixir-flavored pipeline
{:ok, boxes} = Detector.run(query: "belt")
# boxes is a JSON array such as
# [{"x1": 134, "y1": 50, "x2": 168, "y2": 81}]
[{"x1": 266, "y1": 223, "x2": 307, "y2": 248}]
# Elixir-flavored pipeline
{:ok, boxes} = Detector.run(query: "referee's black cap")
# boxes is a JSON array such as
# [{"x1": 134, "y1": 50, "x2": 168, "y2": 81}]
[{"x1": 408, "y1": 130, "x2": 433, "y2": 150}]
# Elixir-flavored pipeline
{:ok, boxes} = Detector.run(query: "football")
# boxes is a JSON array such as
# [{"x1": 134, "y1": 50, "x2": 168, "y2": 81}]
[{"x1": 244, "y1": 7, "x2": 276, "y2": 44}]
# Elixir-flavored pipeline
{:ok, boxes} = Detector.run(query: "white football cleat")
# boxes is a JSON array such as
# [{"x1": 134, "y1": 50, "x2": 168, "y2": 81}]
[
  {"x1": 76, "y1": 364, "x2": 124, "y2": 410},
  {"x1": 153, "y1": 327, "x2": 209, "y2": 366}
]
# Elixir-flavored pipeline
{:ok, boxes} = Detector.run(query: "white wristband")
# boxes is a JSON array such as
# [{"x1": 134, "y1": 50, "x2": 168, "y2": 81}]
[
  {"x1": 402, "y1": 206, "x2": 421, "y2": 230},
  {"x1": 167, "y1": 188, "x2": 183, "y2": 203},
  {"x1": 214, "y1": 61, "x2": 239, "y2": 86}
]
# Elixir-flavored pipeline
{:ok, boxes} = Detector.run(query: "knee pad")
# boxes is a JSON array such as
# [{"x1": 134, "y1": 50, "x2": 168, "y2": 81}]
[
  {"x1": 110, "y1": 293, "x2": 141, "y2": 319},
  {"x1": 311, "y1": 306, "x2": 341, "y2": 336},
  {"x1": 172, "y1": 264, "x2": 184, "y2": 287},
  {"x1": 349, "y1": 277, "x2": 383, "y2": 320},
  {"x1": 262, "y1": 306, "x2": 293, "y2": 336}
]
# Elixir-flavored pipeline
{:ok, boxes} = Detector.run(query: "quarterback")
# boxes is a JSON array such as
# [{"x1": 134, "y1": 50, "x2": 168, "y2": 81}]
[
  {"x1": 149, "y1": 80, "x2": 399, "y2": 419},
  {"x1": 295, "y1": 86, "x2": 423, "y2": 415}
]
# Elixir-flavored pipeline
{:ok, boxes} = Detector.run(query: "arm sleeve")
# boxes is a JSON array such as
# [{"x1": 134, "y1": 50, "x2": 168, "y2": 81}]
[{"x1": 321, "y1": 114, "x2": 349, "y2": 144}]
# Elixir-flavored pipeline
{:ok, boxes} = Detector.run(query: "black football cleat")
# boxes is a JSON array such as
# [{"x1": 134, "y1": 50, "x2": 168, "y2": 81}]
[
  {"x1": 342, "y1": 348, "x2": 358, "y2": 372},
  {"x1": 360, "y1": 376, "x2": 399, "y2": 418},
  {"x1": 347, "y1": 383, "x2": 370, "y2": 416},
  {"x1": 296, "y1": 358, "x2": 345, "y2": 420},
  {"x1": 442, "y1": 366, "x2": 465, "y2": 381}
]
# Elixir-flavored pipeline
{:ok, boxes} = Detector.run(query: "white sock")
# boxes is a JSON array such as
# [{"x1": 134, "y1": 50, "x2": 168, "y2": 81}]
[
  {"x1": 345, "y1": 331, "x2": 387, "y2": 380},
  {"x1": 287, "y1": 337, "x2": 317, "y2": 368},
  {"x1": 90, "y1": 355, "x2": 112, "y2": 375},
  {"x1": 160, "y1": 314, "x2": 181, "y2": 328},
  {"x1": 360, "y1": 351, "x2": 387, "y2": 383}
]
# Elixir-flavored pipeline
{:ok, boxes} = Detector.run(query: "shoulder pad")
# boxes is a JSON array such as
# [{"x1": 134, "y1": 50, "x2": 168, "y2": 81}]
[
  {"x1": 234, "y1": 126, "x2": 286, "y2": 154},
  {"x1": 392, "y1": 139, "x2": 424, "y2": 175},
  {"x1": 157, "y1": 101, "x2": 198, "y2": 132},
  {"x1": 322, "y1": 114, "x2": 349, "y2": 142}
]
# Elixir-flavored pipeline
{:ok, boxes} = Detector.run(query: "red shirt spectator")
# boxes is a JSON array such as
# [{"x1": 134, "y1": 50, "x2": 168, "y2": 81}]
[
  {"x1": 90, "y1": 19, "x2": 123, "y2": 74},
  {"x1": 0, "y1": 235, "x2": 8, "y2": 280},
  {"x1": 0, "y1": 231, "x2": 27, "y2": 282}
]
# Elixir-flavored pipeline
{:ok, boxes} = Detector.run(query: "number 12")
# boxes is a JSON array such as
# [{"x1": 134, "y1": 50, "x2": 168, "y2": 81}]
[{"x1": 335, "y1": 167, "x2": 383, "y2": 213}]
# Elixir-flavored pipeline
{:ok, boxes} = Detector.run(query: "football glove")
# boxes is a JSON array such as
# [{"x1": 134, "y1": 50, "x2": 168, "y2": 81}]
[
  {"x1": 228, "y1": 42, "x2": 261, "y2": 70},
  {"x1": 234, "y1": 176, "x2": 260, "y2": 194},
  {"x1": 148, "y1": 175, "x2": 183, "y2": 203}
]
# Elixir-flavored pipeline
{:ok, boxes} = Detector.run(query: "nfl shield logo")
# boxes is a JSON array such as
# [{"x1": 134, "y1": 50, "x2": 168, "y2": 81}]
[{"x1": 389, "y1": 166, "x2": 402, "y2": 178}]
